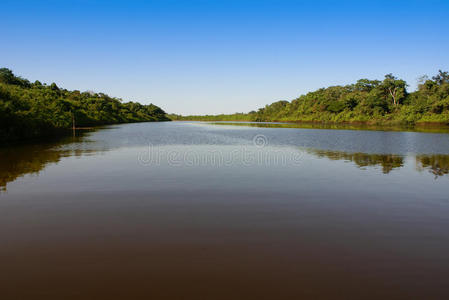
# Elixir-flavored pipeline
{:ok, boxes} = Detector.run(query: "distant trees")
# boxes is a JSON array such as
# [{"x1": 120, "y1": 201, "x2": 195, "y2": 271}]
[
  {"x1": 168, "y1": 112, "x2": 252, "y2": 121},
  {"x1": 173, "y1": 70, "x2": 449, "y2": 125}
]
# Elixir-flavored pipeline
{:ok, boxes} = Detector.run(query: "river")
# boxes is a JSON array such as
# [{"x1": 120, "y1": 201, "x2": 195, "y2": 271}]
[{"x1": 1, "y1": 121, "x2": 449, "y2": 299}]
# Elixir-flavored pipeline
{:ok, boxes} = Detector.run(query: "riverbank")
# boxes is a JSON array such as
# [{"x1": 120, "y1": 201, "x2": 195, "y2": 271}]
[
  {"x1": 0, "y1": 68, "x2": 170, "y2": 144},
  {"x1": 170, "y1": 70, "x2": 449, "y2": 126},
  {"x1": 171, "y1": 117, "x2": 449, "y2": 132}
]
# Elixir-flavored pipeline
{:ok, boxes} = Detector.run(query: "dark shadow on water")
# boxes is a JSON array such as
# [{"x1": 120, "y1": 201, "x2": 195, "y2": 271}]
[
  {"x1": 416, "y1": 154, "x2": 449, "y2": 179},
  {"x1": 0, "y1": 134, "x2": 106, "y2": 192},
  {"x1": 306, "y1": 148, "x2": 449, "y2": 179},
  {"x1": 2, "y1": 123, "x2": 449, "y2": 192},
  {"x1": 306, "y1": 149, "x2": 405, "y2": 174}
]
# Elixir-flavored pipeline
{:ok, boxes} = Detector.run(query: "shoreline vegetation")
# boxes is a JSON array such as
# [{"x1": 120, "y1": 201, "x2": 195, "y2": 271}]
[
  {"x1": 169, "y1": 71, "x2": 449, "y2": 127},
  {"x1": 205, "y1": 122, "x2": 449, "y2": 134},
  {"x1": 0, "y1": 68, "x2": 170, "y2": 143},
  {"x1": 3, "y1": 69, "x2": 449, "y2": 144}
]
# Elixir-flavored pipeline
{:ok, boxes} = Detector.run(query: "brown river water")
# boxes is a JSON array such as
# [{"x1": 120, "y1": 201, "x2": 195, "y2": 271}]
[{"x1": 1, "y1": 121, "x2": 449, "y2": 299}]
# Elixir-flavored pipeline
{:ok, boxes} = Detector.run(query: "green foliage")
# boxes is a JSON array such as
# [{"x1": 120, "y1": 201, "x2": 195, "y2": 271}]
[
  {"x1": 381, "y1": 74, "x2": 407, "y2": 106},
  {"x1": 173, "y1": 71, "x2": 449, "y2": 125},
  {"x1": 0, "y1": 69, "x2": 169, "y2": 143},
  {"x1": 0, "y1": 68, "x2": 31, "y2": 87},
  {"x1": 432, "y1": 70, "x2": 449, "y2": 85},
  {"x1": 168, "y1": 112, "x2": 254, "y2": 121}
]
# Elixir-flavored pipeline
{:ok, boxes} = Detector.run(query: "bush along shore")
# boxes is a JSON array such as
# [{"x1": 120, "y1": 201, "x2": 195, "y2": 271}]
[
  {"x1": 0, "y1": 68, "x2": 170, "y2": 143},
  {"x1": 170, "y1": 71, "x2": 449, "y2": 126}
]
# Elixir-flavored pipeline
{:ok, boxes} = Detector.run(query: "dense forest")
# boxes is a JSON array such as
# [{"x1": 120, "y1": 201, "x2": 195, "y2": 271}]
[
  {"x1": 171, "y1": 71, "x2": 449, "y2": 125},
  {"x1": 0, "y1": 68, "x2": 169, "y2": 143}
]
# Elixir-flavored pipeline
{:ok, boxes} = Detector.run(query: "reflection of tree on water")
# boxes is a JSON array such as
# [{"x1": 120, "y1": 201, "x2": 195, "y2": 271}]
[
  {"x1": 1, "y1": 144, "x2": 61, "y2": 191},
  {"x1": 416, "y1": 155, "x2": 449, "y2": 179},
  {"x1": 307, "y1": 149, "x2": 449, "y2": 179},
  {"x1": 0, "y1": 137, "x2": 105, "y2": 192},
  {"x1": 2, "y1": 140, "x2": 449, "y2": 192},
  {"x1": 307, "y1": 149, "x2": 404, "y2": 174}
]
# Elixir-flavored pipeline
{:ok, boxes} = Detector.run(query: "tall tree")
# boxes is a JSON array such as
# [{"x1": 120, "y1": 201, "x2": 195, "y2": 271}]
[{"x1": 382, "y1": 74, "x2": 407, "y2": 106}]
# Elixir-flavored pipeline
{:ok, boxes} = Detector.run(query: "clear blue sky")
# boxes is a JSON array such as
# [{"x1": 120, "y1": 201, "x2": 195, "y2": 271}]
[{"x1": 2, "y1": 0, "x2": 448, "y2": 115}]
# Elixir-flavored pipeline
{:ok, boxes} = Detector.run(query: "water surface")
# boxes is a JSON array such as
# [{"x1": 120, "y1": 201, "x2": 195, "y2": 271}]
[{"x1": 1, "y1": 122, "x2": 449, "y2": 299}]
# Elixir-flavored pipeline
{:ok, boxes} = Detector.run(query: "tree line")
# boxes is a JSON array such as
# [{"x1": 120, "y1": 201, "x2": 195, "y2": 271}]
[
  {"x1": 172, "y1": 71, "x2": 449, "y2": 125},
  {"x1": 0, "y1": 68, "x2": 169, "y2": 143}
]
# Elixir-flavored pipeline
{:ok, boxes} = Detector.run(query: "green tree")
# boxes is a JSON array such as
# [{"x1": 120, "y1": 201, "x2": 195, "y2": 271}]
[
  {"x1": 0, "y1": 68, "x2": 170, "y2": 143},
  {"x1": 432, "y1": 70, "x2": 449, "y2": 85},
  {"x1": 381, "y1": 74, "x2": 407, "y2": 106}
]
